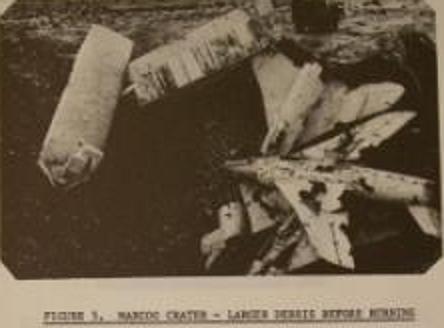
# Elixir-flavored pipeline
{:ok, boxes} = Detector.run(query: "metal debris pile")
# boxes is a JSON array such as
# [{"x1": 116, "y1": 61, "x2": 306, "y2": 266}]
[
  {"x1": 200, "y1": 51, "x2": 440, "y2": 275},
  {"x1": 35, "y1": 0, "x2": 441, "y2": 275}
]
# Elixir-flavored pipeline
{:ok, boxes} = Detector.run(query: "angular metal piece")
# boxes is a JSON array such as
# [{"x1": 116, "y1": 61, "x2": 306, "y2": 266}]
[
  {"x1": 357, "y1": 82, "x2": 405, "y2": 118},
  {"x1": 300, "y1": 111, "x2": 416, "y2": 161},
  {"x1": 225, "y1": 149, "x2": 439, "y2": 244},
  {"x1": 227, "y1": 157, "x2": 436, "y2": 207},
  {"x1": 408, "y1": 205, "x2": 441, "y2": 238},
  {"x1": 337, "y1": 82, "x2": 405, "y2": 123},
  {"x1": 252, "y1": 51, "x2": 301, "y2": 128},
  {"x1": 275, "y1": 179, "x2": 355, "y2": 269},
  {"x1": 299, "y1": 81, "x2": 349, "y2": 144},
  {"x1": 201, "y1": 202, "x2": 248, "y2": 269},
  {"x1": 239, "y1": 183, "x2": 276, "y2": 234},
  {"x1": 38, "y1": 25, "x2": 134, "y2": 190},
  {"x1": 261, "y1": 62, "x2": 324, "y2": 155}
]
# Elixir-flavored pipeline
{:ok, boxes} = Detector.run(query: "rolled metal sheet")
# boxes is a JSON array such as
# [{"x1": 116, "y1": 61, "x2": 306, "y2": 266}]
[{"x1": 38, "y1": 25, "x2": 134, "y2": 189}]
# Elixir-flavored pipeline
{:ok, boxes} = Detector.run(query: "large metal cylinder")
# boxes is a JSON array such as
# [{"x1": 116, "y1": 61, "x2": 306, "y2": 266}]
[{"x1": 38, "y1": 25, "x2": 134, "y2": 189}]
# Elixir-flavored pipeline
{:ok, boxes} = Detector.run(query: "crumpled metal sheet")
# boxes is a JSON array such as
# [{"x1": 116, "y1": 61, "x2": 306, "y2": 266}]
[
  {"x1": 261, "y1": 62, "x2": 324, "y2": 155},
  {"x1": 252, "y1": 51, "x2": 301, "y2": 129},
  {"x1": 300, "y1": 111, "x2": 416, "y2": 161}
]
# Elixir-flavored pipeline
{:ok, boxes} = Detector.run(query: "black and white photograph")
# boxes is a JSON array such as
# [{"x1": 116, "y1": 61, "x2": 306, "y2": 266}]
[{"x1": 1, "y1": 0, "x2": 441, "y2": 279}]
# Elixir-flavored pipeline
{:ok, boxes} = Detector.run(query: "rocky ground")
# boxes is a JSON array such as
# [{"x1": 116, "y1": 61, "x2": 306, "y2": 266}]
[{"x1": 0, "y1": 0, "x2": 439, "y2": 278}]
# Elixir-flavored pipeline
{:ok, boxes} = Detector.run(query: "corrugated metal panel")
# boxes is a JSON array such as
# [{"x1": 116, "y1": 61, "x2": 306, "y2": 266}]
[{"x1": 129, "y1": 9, "x2": 267, "y2": 106}]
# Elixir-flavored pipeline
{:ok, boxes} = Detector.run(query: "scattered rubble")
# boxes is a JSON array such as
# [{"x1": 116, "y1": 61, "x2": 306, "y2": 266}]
[
  {"x1": 1, "y1": 0, "x2": 440, "y2": 277},
  {"x1": 261, "y1": 62, "x2": 324, "y2": 155},
  {"x1": 220, "y1": 111, "x2": 440, "y2": 273},
  {"x1": 37, "y1": 1, "x2": 441, "y2": 275}
]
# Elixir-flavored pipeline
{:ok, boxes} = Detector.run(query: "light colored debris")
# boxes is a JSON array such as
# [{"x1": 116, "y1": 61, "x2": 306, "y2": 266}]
[
  {"x1": 239, "y1": 183, "x2": 276, "y2": 234},
  {"x1": 318, "y1": 183, "x2": 347, "y2": 212},
  {"x1": 290, "y1": 79, "x2": 404, "y2": 146},
  {"x1": 129, "y1": 9, "x2": 266, "y2": 106},
  {"x1": 287, "y1": 233, "x2": 319, "y2": 271},
  {"x1": 323, "y1": 212, "x2": 355, "y2": 269},
  {"x1": 340, "y1": 167, "x2": 434, "y2": 205},
  {"x1": 201, "y1": 229, "x2": 225, "y2": 256},
  {"x1": 227, "y1": 157, "x2": 296, "y2": 185},
  {"x1": 336, "y1": 85, "x2": 369, "y2": 124},
  {"x1": 252, "y1": 43, "x2": 404, "y2": 149},
  {"x1": 299, "y1": 81, "x2": 349, "y2": 144},
  {"x1": 249, "y1": 216, "x2": 304, "y2": 275},
  {"x1": 356, "y1": 83, "x2": 405, "y2": 119},
  {"x1": 239, "y1": 180, "x2": 320, "y2": 273},
  {"x1": 226, "y1": 154, "x2": 438, "y2": 245},
  {"x1": 408, "y1": 206, "x2": 441, "y2": 238},
  {"x1": 38, "y1": 25, "x2": 133, "y2": 189},
  {"x1": 254, "y1": 0, "x2": 275, "y2": 17},
  {"x1": 261, "y1": 62, "x2": 324, "y2": 155},
  {"x1": 234, "y1": 157, "x2": 435, "y2": 207},
  {"x1": 259, "y1": 187, "x2": 295, "y2": 217},
  {"x1": 252, "y1": 52, "x2": 300, "y2": 128},
  {"x1": 0, "y1": 0, "x2": 15, "y2": 16},
  {"x1": 201, "y1": 230, "x2": 226, "y2": 270},
  {"x1": 300, "y1": 111, "x2": 416, "y2": 160},
  {"x1": 201, "y1": 202, "x2": 247, "y2": 269},
  {"x1": 218, "y1": 202, "x2": 247, "y2": 239},
  {"x1": 337, "y1": 82, "x2": 405, "y2": 123},
  {"x1": 276, "y1": 179, "x2": 355, "y2": 269},
  {"x1": 220, "y1": 49, "x2": 436, "y2": 273}
]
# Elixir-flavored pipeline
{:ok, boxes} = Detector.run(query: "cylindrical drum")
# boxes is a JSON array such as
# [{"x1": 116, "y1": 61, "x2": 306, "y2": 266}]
[{"x1": 38, "y1": 25, "x2": 133, "y2": 189}]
